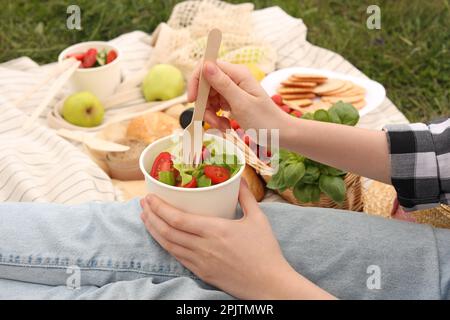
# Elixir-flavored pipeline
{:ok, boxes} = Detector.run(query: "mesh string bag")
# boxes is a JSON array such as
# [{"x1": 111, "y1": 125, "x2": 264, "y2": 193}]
[{"x1": 148, "y1": 0, "x2": 277, "y2": 77}]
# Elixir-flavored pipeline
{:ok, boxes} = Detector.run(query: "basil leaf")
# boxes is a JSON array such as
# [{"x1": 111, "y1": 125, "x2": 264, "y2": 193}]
[
  {"x1": 319, "y1": 165, "x2": 330, "y2": 175},
  {"x1": 158, "y1": 171, "x2": 175, "y2": 186},
  {"x1": 197, "y1": 175, "x2": 212, "y2": 188},
  {"x1": 319, "y1": 175, "x2": 346, "y2": 203},
  {"x1": 328, "y1": 102, "x2": 359, "y2": 126},
  {"x1": 293, "y1": 182, "x2": 311, "y2": 203},
  {"x1": 323, "y1": 165, "x2": 346, "y2": 176},
  {"x1": 283, "y1": 162, "x2": 306, "y2": 188},
  {"x1": 301, "y1": 164, "x2": 320, "y2": 184},
  {"x1": 266, "y1": 167, "x2": 286, "y2": 190},
  {"x1": 313, "y1": 109, "x2": 330, "y2": 122},
  {"x1": 293, "y1": 183, "x2": 322, "y2": 203},
  {"x1": 327, "y1": 109, "x2": 342, "y2": 124},
  {"x1": 310, "y1": 184, "x2": 321, "y2": 202},
  {"x1": 301, "y1": 112, "x2": 314, "y2": 120},
  {"x1": 292, "y1": 153, "x2": 305, "y2": 163},
  {"x1": 278, "y1": 148, "x2": 292, "y2": 161}
]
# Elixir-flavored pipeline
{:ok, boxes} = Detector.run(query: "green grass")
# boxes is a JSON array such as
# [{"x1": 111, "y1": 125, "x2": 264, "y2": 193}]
[{"x1": 1, "y1": 0, "x2": 448, "y2": 122}]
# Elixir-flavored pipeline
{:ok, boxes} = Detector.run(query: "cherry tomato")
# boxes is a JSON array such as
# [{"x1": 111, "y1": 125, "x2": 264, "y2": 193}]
[
  {"x1": 258, "y1": 145, "x2": 272, "y2": 160},
  {"x1": 290, "y1": 110, "x2": 303, "y2": 117},
  {"x1": 229, "y1": 119, "x2": 240, "y2": 130},
  {"x1": 182, "y1": 177, "x2": 197, "y2": 188},
  {"x1": 150, "y1": 152, "x2": 173, "y2": 179},
  {"x1": 204, "y1": 165, "x2": 230, "y2": 184},
  {"x1": 82, "y1": 48, "x2": 97, "y2": 68},
  {"x1": 271, "y1": 94, "x2": 283, "y2": 106},
  {"x1": 243, "y1": 135, "x2": 251, "y2": 146},
  {"x1": 106, "y1": 50, "x2": 118, "y2": 64},
  {"x1": 279, "y1": 104, "x2": 291, "y2": 113}
]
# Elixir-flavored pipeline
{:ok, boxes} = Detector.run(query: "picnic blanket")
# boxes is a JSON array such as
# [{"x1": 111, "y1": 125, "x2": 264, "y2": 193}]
[{"x1": 0, "y1": 3, "x2": 408, "y2": 204}]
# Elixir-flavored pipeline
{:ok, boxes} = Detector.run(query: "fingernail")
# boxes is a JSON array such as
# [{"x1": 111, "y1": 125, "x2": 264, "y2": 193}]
[{"x1": 204, "y1": 62, "x2": 217, "y2": 76}]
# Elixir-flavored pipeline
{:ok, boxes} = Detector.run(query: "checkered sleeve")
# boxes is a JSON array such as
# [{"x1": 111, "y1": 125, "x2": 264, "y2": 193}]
[{"x1": 384, "y1": 119, "x2": 450, "y2": 211}]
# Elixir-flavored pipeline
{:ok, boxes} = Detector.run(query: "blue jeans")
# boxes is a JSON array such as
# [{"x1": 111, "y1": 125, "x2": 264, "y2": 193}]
[{"x1": 0, "y1": 199, "x2": 449, "y2": 299}]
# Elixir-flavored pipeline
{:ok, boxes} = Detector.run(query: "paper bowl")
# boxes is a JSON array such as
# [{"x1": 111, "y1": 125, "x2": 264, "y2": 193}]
[
  {"x1": 58, "y1": 41, "x2": 121, "y2": 100},
  {"x1": 139, "y1": 133, "x2": 245, "y2": 219}
]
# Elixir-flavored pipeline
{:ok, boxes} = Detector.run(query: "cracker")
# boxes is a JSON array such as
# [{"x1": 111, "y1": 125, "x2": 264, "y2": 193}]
[
  {"x1": 291, "y1": 74, "x2": 328, "y2": 82},
  {"x1": 329, "y1": 89, "x2": 365, "y2": 97},
  {"x1": 280, "y1": 81, "x2": 317, "y2": 88},
  {"x1": 322, "y1": 95, "x2": 365, "y2": 104},
  {"x1": 313, "y1": 79, "x2": 345, "y2": 95},
  {"x1": 352, "y1": 100, "x2": 366, "y2": 109},
  {"x1": 280, "y1": 93, "x2": 316, "y2": 100},
  {"x1": 342, "y1": 88, "x2": 366, "y2": 96},
  {"x1": 278, "y1": 87, "x2": 314, "y2": 94},
  {"x1": 289, "y1": 77, "x2": 327, "y2": 84},
  {"x1": 311, "y1": 101, "x2": 332, "y2": 109},
  {"x1": 320, "y1": 81, "x2": 354, "y2": 96},
  {"x1": 290, "y1": 101, "x2": 331, "y2": 113},
  {"x1": 285, "y1": 99, "x2": 313, "y2": 108}
]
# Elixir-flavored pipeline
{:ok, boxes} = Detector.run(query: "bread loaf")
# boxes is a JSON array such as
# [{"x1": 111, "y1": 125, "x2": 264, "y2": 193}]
[{"x1": 126, "y1": 112, "x2": 180, "y2": 144}]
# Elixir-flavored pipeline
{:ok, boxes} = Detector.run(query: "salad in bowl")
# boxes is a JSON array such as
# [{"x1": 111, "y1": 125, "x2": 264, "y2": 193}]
[
  {"x1": 140, "y1": 133, "x2": 245, "y2": 219},
  {"x1": 150, "y1": 139, "x2": 242, "y2": 189}
]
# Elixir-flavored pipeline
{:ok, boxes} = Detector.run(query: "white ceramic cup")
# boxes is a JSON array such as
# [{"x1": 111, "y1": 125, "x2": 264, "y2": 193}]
[
  {"x1": 139, "y1": 133, "x2": 246, "y2": 219},
  {"x1": 58, "y1": 41, "x2": 121, "y2": 100}
]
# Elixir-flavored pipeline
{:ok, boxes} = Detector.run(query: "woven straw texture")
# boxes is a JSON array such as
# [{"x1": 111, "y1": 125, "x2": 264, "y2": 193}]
[
  {"x1": 362, "y1": 181, "x2": 450, "y2": 229},
  {"x1": 411, "y1": 205, "x2": 450, "y2": 229},
  {"x1": 263, "y1": 173, "x2": 363, "y2": 211}
]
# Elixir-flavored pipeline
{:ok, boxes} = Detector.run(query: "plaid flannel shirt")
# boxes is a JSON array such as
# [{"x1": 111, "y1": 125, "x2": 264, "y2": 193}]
[{"x1": 384, "y1": 118, "x2": 450, "y2": 211}]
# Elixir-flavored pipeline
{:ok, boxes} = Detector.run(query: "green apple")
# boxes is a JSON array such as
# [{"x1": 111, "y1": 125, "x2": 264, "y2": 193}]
[
  {"x1": 142, "y1": 64, "x2": 185, "y2": 101},
  {"x1": 62, "y1": 91, "x2": 104, "y2": 127}
]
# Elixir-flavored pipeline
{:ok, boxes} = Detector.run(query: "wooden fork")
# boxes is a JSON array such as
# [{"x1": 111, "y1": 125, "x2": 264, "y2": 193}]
[{"x1": 182, "y1": 28, "x2": 222, "y2": 166}]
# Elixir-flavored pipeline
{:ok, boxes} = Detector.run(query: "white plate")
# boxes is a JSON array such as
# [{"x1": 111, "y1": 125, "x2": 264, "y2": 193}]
[{"x1": 260, "y1": 67, "x2": 386, "y2": 116}]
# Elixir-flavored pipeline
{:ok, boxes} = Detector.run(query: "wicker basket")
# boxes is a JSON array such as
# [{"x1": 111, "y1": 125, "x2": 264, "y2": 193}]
[
  {"x1": 363, "y1": 181, "x2": 450, "y2": 229},
  {"x1": 223, "y1": 131, "x2": 363, "y2": 211},
  {"x1": 410, "y1": 205, "x2": 450, "y2": 229},
  {"x1": 262, "y1": 173, "x2": 363, "y2": 211}
]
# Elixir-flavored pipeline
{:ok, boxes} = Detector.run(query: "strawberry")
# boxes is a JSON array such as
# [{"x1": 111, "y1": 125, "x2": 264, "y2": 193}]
[
  {"x1": 82, "y1": 48, "x2": 97, "y2": 68},
  {"x1": 271, "y1": 94, "x2": 283, "y2": 106},
  {"x1": 106, "y1": 50, "x2": 118, "y2": 64},
  {"x1": 66, "y1": 52, "x2": 85, "y2": 61}
]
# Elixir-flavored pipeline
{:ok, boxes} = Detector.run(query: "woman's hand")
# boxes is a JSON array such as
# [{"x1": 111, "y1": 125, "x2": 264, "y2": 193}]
[
  {"x1": 140, "y1": 181, "x2": 334, "y2": 300},
  {"x1": 187, "y1": 61, "x2": 290, "y2": 132}
]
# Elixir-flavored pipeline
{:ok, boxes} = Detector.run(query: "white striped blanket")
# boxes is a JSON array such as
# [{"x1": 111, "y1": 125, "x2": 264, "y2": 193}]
[{"x1": 0, "y1": 6, "x2": 408, "y2": 204}]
